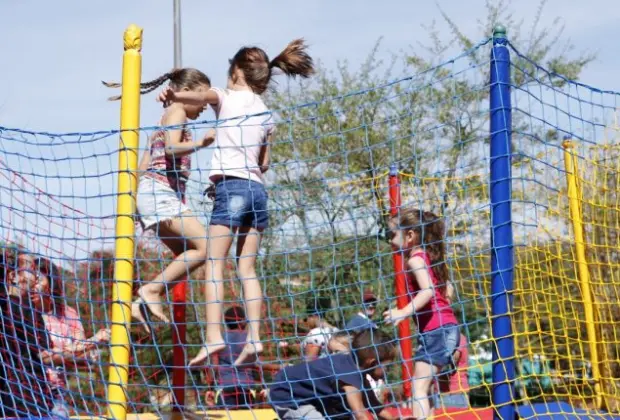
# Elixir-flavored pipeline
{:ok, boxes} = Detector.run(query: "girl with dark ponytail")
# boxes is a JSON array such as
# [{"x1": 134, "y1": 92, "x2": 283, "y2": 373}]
[{"x1": 157, "y1": 40, "x2": 315, "y2": 367}]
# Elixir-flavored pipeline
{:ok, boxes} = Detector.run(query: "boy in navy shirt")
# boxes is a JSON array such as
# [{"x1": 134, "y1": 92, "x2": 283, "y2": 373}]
[{"x1": 269, "y1": 329, "x2": 403, "y2": 419}]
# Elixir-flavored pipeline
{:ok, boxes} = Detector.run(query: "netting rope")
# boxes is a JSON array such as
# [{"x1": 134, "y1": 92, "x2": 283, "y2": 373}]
[{"x1": 1, "y1": 24, "x2": 620, "y2": 420}]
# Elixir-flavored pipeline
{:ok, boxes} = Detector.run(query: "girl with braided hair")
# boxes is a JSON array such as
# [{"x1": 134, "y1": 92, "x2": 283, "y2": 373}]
[
  {"x1": 382, "y1": 207, "x2": 459, "y2": 420},
  {"x1": 157, "y1": 40, "x2": 315, "y2": 367},
  {"x1": 105, "y1": 68, "x2": 214, "y2": 333}
]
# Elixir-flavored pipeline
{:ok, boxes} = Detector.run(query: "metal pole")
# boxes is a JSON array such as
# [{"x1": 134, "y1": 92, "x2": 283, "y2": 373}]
[
  {"x1": 171, "y1": 1, "x2": 186, "y2": 415},
  {"x1": 173, "y1": 0, "x2": 182, "y2": 68},
  {"x1": 562, "y1": 139, "x2": 603, "y2": 409},
  {"x1": 388, "y1": 164, "x2": 414, "y2": 403}
]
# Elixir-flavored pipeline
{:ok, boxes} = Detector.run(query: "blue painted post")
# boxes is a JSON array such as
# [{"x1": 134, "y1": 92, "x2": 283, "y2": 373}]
[{"x1": 489, "y1": 24, "x2": 516, "y2": 420}]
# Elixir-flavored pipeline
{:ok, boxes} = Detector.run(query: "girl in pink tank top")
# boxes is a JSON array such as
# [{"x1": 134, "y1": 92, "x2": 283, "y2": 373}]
[{"x1": 383, "y1": 207, "x2": 459, "y2": 420}]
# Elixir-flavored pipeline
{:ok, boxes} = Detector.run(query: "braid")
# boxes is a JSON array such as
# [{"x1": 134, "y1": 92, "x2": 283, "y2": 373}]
[
  {"x1": 102, "y1": 70, "x2": 177, "y2": 101},
  {"x1": 138, "y1": 71, "x2": 175, "y2": 92}
]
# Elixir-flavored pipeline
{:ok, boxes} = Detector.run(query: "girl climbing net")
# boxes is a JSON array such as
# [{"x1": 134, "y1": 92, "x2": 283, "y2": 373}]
[{"x1": 383, "y1": 207, "x2": 459, "y2": 419}]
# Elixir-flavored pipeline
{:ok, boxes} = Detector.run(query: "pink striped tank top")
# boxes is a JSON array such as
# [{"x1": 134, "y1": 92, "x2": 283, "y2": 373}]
[{"x1": 143, "y1": 123, "x2": 192, "y2": 195}]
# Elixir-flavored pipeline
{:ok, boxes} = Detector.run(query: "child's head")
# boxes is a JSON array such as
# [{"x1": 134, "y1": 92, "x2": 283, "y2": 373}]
[
  {"x1": 328, "y1": 331, "x2": 353, "y2": 354},
  {"x1": 105, "y1": 68, "x2": 211, "y2": 120},
  {"x1": 388, "y1": 207, "x2": 444, "y2": 250},
  {"x1": 227, "y1": 39, "x2": 314, "y2": 95},
  {"x1": 351, "y1": 329, "x2": 396, "y2": 381},
  {"x1": 224, "y1": 305, "x2": 247, "y2": 331},
  {"x1": 32, "y1": 256, "x2": 64, "y2": 315},
  {"x1": 302, "y1": 295, "x2": 331, "y2": 329},
  {"x1": 362, "y1": 289, "x2": 378, "y2": 318},
  {"x1": 303, "y1": 312, "x2": 321, "y2": 329},
  {"x1": 389, "y1": 207, "x2": 449, "y2": 291}
]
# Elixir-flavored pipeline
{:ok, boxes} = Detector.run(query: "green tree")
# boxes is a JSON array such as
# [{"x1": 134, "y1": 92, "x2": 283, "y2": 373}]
[{"x1": 264, "y1": 0, "x2": 593, "y2": 329}]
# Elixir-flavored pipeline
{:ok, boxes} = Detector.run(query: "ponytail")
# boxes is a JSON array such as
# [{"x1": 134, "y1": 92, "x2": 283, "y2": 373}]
[
  {"x1": 269, "y1": 39, "x2": 315, "y2": 79},
  {"x1": 229, "y1": 39, "x2": 314, "y2": 95}
]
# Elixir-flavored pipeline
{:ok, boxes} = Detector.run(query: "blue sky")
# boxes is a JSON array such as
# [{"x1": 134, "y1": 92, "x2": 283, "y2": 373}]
[
  {"x1": 2, "y1": 0, "x2": 619, "y2": 132},
  {"x1": 0, "y1": 0, "x2": 619, "y2": 263}
]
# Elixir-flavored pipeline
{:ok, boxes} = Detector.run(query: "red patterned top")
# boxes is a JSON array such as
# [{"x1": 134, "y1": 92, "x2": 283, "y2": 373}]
[
  {"x1": 44, "y1": 306, "x2": 86, "y2": 389},
  {"x1": 406, "y1": 250, "x2": 457, "y2": 332},
  {"x1": 143, "y1": 125, "x2": 193, "y2": 195}
]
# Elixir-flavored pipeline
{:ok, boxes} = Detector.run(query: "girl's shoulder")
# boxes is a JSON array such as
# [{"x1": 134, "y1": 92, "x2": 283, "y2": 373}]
[
  {"x1": 157, "y1": 105, "x2": 188, "y2": 130},
  {"x1": 409, "y1": 250, "x2": 429, "y2": 264},
  {"x1": 209, "y1": 86, "x2": 230, "y2": 102}
]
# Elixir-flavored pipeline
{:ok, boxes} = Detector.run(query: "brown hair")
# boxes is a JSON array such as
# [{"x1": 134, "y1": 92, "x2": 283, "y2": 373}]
[
  {"x1": 229, "y1": 39, "x2": 314, "y2": 95},
  {"x1": 351, "y1": 329, "x2": 395, "y2": 366},
  {"x1": 224, "y1": 305, "x2": 246, "y2": 330},
  {"x1": 392, "y1": 208, "x2": 450, "y2": 294},
  {"x1": 103, "y1": 68, "x2": 211, "y2": 101},
  {"x1": 36, "y1": 257, "x2": 65, "y2": 316}
]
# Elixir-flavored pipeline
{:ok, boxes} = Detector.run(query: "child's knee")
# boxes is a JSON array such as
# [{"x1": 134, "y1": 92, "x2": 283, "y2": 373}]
[
  {"x1": 196, "y1": 245, "x2": 208, "y2": 260},
  {"x1": 206, "y1": 258, "x2": 226, "y2": 271},
  {"x1": 238, "y1": 266, "x2": 257, "y2": 282},
  {"x1": 412, "y1": 380, "x2": 429, "y2": 396}
]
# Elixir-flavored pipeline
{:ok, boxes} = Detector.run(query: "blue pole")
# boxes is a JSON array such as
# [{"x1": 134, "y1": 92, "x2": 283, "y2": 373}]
[{"x1": 489, "y1": 24, "x2": 515, "y2": 420}]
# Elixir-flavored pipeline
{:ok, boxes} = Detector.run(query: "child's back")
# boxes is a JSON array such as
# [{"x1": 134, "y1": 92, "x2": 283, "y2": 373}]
[
  {"x1": 270, "y1": 329, "x2": 401, "y2": 419},
  {"x1": 270, "y1": 353, "x2": 382, "y2": 419},
  {"x1": 209, "y1": 88, "x2": 275, "y2": 184}
]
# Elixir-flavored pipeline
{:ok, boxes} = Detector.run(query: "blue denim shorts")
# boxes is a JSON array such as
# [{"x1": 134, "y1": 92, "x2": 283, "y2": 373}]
[
  {"x1": 414, "y1": 324, "x2": 460, "y2": 368},
  {"x1": 432, "y1": 392, "x2": 469, "y2": 409},
  {"x1": 210, "y1": 178, "x2": 269, "y2": 230}
]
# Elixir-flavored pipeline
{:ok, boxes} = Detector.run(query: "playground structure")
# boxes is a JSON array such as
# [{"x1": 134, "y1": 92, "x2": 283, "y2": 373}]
[{"x1": 1, "y1": 22, "x2": 620, "y2": 420}]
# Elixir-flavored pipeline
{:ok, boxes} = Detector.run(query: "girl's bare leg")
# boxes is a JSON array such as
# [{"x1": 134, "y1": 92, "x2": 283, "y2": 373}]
[
  {"x1": 188, "y1": 224, "x2": 234, "y2": 366},
  {"x1": 132, "y1": 215, "x2": 207, "y2": 333},
  {"x1": 233, "y1": 226, "x2": 263, "y2": 366}
]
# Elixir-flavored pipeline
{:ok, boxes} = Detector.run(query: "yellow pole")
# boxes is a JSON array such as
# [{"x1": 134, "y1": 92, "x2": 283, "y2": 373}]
[
  {"x1": 562, "y1": 139, "x2": 602, "y2": 409},
  {"x1": 106, "y1": 24, "x2": 143, "y2": 420}
]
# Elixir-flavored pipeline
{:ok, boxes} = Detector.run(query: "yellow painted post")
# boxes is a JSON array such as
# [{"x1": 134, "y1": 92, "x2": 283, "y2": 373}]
[
  {"x1": 106, "y1": 24, "x2": 143, "y2": 420},
  {"x1": 562, "y1": 139, "x2": 602, "y2": 409}
]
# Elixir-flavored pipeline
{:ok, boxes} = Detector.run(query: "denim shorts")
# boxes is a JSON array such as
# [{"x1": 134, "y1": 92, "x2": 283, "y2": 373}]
[
  {"x1": 414, "y1": 324, "x2": 460, "y2": 368},
  {"x1": 210, "y1": 178, "x2": 269, "y2": 230},
  {"x1": 432, "y1": 392, "x2": 469, "y2": 409},
  {"x1": 137, "y1": 176, "x2": 190, "y2": 230}
]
